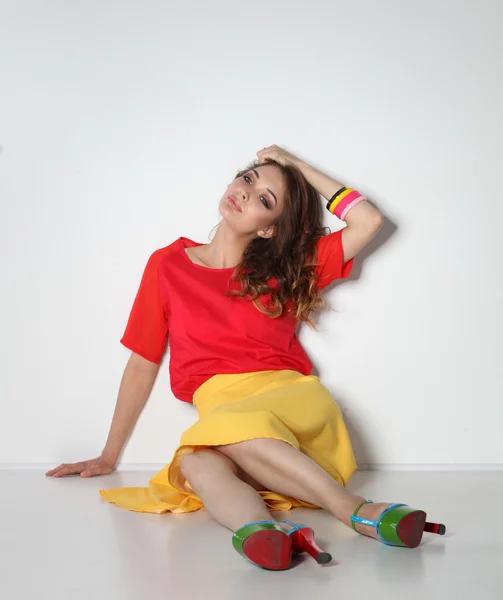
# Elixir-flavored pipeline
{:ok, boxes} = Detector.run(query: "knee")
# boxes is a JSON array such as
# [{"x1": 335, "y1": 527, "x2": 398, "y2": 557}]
[
  {"x1": 180, "y1": 449, "x2": 238, "y2": 482},
  {"x1": 179, "y1": 451, "x2": 207, "y2": 481}
]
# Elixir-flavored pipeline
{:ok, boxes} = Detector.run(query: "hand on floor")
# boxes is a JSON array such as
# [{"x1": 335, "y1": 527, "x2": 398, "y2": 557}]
[{"x1": 46, "y1": 455, "x2": 116, "y2": 478}]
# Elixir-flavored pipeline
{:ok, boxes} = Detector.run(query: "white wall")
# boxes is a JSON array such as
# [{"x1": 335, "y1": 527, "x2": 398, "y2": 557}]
[{"x1": 1, "y1": 0, "x2": 502, "y2": 469}]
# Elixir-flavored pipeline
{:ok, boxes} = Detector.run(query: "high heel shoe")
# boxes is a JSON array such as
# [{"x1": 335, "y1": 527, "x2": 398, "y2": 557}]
[
  {"x1": 232, "y1": 520, "x2": 292, "y2": 570},
  {"x1": 281, "y1": 520, "x2": 332, "y2": 564},
  {"x1": 351, "y1": 501, "x2": 446, "y2": 548}
]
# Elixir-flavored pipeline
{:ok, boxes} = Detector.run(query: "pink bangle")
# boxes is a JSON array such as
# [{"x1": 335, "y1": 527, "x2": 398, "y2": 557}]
[
  {"x1": 328, "y1": 188, "x2": 367, "y2": 219},
  {"x1": 340, "y1": 195, "x2": 366, "y2": 219}
]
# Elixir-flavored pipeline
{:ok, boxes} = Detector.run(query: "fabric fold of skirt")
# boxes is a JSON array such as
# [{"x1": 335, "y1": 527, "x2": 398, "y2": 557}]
[{"x1": 100, "y1": 369, "x2": 357, "y2": 514}]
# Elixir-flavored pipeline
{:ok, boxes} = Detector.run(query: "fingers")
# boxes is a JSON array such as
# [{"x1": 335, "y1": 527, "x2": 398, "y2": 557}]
[
  {"x1": 81, "y1": 465, "x2": 112, "y2": 478},
  {"x1": 46, "y1": 462, "x2": 87, "y2": 477},
  {"x1": 81, "y1": 466, "x2": 99, "y2": 478},
  {"x1": 46, "y1": 459, "x2": 114, "y2": 478},
  {"x1": 45, "y1": 465, "x2": 62, "y2": 476},
  {"x1": 46, "y1": 464, "x2": 70, "y2": 476}
]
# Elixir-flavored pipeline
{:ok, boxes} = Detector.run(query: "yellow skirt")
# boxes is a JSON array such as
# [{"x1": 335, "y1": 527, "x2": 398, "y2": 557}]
[{"x1": 99, "y1": 369, "x2": 357, "y2": 514}]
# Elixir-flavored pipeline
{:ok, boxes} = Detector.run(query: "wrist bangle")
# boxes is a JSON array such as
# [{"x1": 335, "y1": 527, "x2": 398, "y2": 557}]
[
  {"x1": 326, "y1": 187, "x2": 367, "y2": 220},
  {"x1": 326, "y1": 187, "x2": 346, "y2": 211}
]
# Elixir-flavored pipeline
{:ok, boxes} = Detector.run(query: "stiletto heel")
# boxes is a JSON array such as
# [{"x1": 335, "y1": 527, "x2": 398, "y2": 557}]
[
  {"x1": 282, "y1": 520, "x2": 332, "y2": 564},
  {"x1": 424, "y1": 521, "x2": 446, "y2": 535},
  {"x1": 351, "y1": 501, "x2": 447, "y2": 548},
  {"x1": 232, "y1": 520, "x2": 292, "y2": 570}
]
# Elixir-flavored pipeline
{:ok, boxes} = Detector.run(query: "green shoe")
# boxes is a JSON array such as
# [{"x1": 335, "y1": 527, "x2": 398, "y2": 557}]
[
  {"x1": 232, "y1": 520, "x2": 292, "y2": 570},
  {"x1": 351, "y1": 501, "x2": 446, "y2": 548}
]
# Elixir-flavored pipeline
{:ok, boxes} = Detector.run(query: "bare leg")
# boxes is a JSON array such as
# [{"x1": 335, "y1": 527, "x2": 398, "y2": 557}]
[
  {"x1": 216, "y1": 439, "x2": 390, "y2": 540},
  {"x1": 180, "y1": 448, "x2": 289, "y2": 532}
]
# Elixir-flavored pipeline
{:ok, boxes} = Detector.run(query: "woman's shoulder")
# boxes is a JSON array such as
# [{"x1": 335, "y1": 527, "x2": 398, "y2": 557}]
[{"x1": 144, "y1": 238, "x2": 184, "y2": 267}]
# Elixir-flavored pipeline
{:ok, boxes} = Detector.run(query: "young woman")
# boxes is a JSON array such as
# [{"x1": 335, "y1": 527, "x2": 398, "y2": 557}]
[{"x1": 47, "y1": 145, "x2": 445, "y2": 570}]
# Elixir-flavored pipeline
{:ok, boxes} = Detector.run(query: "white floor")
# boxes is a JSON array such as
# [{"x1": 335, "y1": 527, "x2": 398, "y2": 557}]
[{"x1": 1, "y1": 469, "x2": 501, "y2": 600}]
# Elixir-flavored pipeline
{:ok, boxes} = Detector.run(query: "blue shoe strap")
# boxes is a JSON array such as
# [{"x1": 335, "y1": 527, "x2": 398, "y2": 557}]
[
  {"x1": 350, "y1": 500, "x2": 375, "y2": 527},
  {"x1": 351, "y1": 515, "x2": 379, "y2": 528},
  {"x1": 350, "y1": 502, "x2": 408, "y2": 532},
  {"x1": 241, "y1": 520, "x2": 280, "y2": 528},
  {"x1": 281, "y1": 519, "x2": 305, "y2": 533}
]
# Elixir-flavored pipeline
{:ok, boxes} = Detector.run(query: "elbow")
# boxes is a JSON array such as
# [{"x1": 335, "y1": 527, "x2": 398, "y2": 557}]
[
  {"x1": 344, "y1": 200, "x2": 384, "y2": 231},
  {"x1": 359, "y1": 210, "x2": 384, "y2": 235},
  {"x1": 372, "y1": 212, "x2": 385, "y2": 232},
  {"x1": 362, "y1": 203, "x2": 384, "y2": 232}
]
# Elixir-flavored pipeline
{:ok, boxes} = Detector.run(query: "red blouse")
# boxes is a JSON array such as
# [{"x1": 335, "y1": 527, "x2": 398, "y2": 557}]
[{"x1": 120, "y1": 231, "x2": 353, "y2": 403}]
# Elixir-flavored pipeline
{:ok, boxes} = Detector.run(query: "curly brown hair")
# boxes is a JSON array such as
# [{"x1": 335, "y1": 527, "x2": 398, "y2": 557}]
[{"x1": 209, "y1": 158, "x2": 334, "y2": 331}]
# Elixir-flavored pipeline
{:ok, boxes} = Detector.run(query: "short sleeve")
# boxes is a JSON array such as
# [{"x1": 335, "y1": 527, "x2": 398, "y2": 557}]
[
  {"x1": 120, "y1": 249, "x2": 169, "y2": 364},
  {"x1": 314, "y1": 229, "x2": 354, "y2": 290}
]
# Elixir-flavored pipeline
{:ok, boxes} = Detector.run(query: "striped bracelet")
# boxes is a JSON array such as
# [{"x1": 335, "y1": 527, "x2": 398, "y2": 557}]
[{"x1": 326, "y1": 187, "x2": 367, "y2": 220}]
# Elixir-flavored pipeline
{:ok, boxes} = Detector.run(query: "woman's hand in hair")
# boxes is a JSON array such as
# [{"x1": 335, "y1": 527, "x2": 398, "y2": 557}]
[{"x1": 257, "y1": 144, "x2": 302, "y2": 168}]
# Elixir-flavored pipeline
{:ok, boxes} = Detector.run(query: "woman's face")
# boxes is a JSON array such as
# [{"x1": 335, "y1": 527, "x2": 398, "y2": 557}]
[{"x1": 219, "y1": 164, "x2": 286, "y2": 239}]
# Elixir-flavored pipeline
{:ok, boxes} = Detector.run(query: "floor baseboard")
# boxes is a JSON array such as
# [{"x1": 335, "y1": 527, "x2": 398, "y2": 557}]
[{"x1": 1, "y1": 462, "x2": 503, "y2": 471}]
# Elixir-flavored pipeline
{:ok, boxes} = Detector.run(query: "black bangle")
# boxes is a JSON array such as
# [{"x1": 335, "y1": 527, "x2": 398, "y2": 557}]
[{"x1": 326, "y1": 187, "x2": 347, "y2": 211}]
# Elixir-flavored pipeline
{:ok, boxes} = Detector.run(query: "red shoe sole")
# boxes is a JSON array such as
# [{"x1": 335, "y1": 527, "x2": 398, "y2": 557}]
[
  {"x1": 396, "y1": 510, "x2": 427, "y2": 548},
  {"x1": 242, "y1": 530, "x2": 292, "y2": 570}
]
